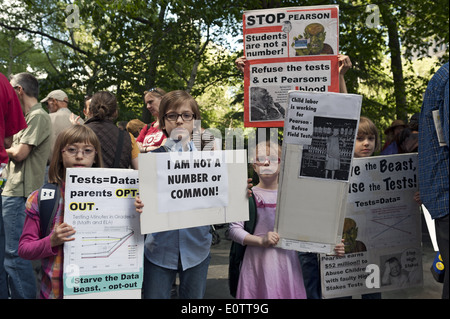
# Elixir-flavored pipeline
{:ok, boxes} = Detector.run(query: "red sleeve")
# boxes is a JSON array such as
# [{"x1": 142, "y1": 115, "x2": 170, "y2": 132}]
[
  {"x1": 1, "y1": 73, "x2": 27, "y2": 137},
  {"x1": 136, "y1": 125, "x2": 149, "y2": 143},
  {"x1": 1, "y1": 73, "x2": 27, "y2": 163}
]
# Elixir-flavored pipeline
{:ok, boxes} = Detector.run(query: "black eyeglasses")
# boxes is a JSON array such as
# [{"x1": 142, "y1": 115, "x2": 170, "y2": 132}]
[{"x1": 164, "y1": 112, "x2": 195, "y2": 122}]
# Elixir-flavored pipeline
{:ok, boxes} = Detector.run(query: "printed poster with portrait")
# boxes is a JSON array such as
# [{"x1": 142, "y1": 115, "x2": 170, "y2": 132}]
[
  {"x1": 243, "y1": 5, "x2": 340, "y2": 127},
  {"x1": 275, "y1": 91, "x2": 361, "y2": 254},
  {"x1": 320, "y1": 154, "x2": 423, "y2": 298}
]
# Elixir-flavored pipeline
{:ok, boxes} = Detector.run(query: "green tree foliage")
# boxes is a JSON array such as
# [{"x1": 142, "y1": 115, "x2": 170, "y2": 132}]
[
  {"x1": 1, "y1": 0, "x2": 244, "y2": 123},
  {"x1": 1, "y1": 0, "x2": 448, "y2": 139}
]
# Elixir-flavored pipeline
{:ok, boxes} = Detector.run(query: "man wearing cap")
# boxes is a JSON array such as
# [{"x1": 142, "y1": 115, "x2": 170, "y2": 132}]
[
  {"x1": 40, "y1": 89, "x2": 68, "y2": 113},
  {"x1": 41, "y1": 89, "x2": 84, "y2": 164}
]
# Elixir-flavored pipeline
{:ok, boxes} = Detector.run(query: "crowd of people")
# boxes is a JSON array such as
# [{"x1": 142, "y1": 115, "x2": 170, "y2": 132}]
[{"x1": 0, "y1": 58, "x2": 448, "y2": 300}]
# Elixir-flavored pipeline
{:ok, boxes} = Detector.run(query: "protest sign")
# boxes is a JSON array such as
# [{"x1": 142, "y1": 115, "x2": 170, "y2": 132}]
[
  {"x1": 275, "y1": 91, "x2": 361, "y2": 254},
  {"x1": 243, "y1": 5, "x2": 340, "y2": 127},
  {"x1": 139, "y1": 150, "x2": 248, "y2": 234},
  {"x1": 320, "y1": 154, "x2": 423, "y2": 298},
  {"x1": 63, "y1": 168, "x2": 144, "y2": 299}
]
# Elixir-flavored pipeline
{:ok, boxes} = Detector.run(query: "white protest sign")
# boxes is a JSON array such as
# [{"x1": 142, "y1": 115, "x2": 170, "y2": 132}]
[
  {"x1": 320, "y1": 154, "x2": 423, "y2": 298},
  {"x1": 139, "y1": 150, "x2": 248, "y2": 234},
  {"x1": 275, "y1": 91, "x2": 361, "y2": 254},
  {"x1": 156, "y1": 151, "x2": 228, "y2": 213},
  {"x1": 63, "y1": 168, "x2": 144, "y2": 299},
  {"x1": 249, "y1": 60, "x2": 332, "y2": 91}
]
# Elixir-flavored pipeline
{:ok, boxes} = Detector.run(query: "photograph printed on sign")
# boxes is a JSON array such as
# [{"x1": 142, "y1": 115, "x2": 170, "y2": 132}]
[
  {"x1": 250, "y1": 86, "x2": 287, "y2": 122},
  {"x1": 379, "y1": 249, "x2": 422, "y2": 289},
  {"x1": 300, "y1": 116, "x2": 357, "y2": 181}
]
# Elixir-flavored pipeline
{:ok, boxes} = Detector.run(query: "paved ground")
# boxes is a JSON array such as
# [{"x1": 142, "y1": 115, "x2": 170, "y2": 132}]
[
  {"x1": 25, "y1": 218, "x2": 443, "y2": 300},
  {"x1": 204, "y1": 224, "x2": 444, "y2": 299}
]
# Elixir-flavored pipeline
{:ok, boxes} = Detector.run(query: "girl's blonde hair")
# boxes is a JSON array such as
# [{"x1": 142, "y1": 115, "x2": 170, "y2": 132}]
[
  {"x1": 126, "y1": 119, "x2": 146, "y2": 138},
  {"x1": 48, "y1": 125, "x2": 103, "y2": 185},
  {"x1": 358, "y1": 116, "x2": 380, "y2": 152},
  {"x1": 144, "y1": 87, "x2": 166, "y2": 100}
]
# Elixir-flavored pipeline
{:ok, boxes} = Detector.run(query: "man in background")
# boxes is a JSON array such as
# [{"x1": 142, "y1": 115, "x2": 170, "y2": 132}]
[
  {"x1": 418, "y1": 62, "x2": 449, "y2": 299},
  {"x1": 2, "y1": 72, "x2": 51, "y2": 298},
  {"x1": 41, "y1": 89, "x2": 84, "y2": 164}
]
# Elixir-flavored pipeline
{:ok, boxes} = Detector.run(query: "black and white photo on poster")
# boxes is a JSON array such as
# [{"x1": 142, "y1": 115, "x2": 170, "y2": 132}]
[
  {"x1": 300, "y1": 116, "x2": 357, "y2": 181},
  {"x1": 250, "y1": 86, "x2": 287, "y2": 121},
  {"x1": 274, "y1": 91, "x2": 362, "y2": 254}
]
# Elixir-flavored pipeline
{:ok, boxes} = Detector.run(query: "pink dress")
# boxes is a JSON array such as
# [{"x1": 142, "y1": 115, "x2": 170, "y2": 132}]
[{"x1": 229, "y1": 187, "x2": 306, "y2": 299}]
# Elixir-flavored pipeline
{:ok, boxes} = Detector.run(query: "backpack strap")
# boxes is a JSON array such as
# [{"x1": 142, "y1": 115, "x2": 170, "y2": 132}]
[
  {"x1": 113, "y1": 129, "x2": 125, "y2": 168},
  {"x1": 228, "y1": 194, "x2": 258, "y2": 297},
  {"x1": 37, "y1": 183, "x2": 61, "y2": 238},
  {"x1": 244, "y1": 194, "x2": 257, "y2": 234}
]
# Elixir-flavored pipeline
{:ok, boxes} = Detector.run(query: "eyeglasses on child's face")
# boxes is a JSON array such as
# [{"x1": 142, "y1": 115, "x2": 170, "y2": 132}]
[
  {"x1": 164, "y1": 112, "x2": 195, "y2": 122},
  {"x1": 62, "y1": 146, "x2": 96, "y2": 157},
  {"x1": 254, "y1": 155, "x2": 280, "y2": 165}
]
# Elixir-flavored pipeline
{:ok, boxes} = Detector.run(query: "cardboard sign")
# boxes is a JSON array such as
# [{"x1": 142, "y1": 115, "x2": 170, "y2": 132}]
[
  {"x1": 320, "y1": 154, "x2": 423, "y2": 298},
  {"x1": 243, "y1": 5, "x2": 340, "y2": 127},
  {"x1": 63, "y1": 168, "x2": 144, "y2": 299},
  {"x1": 139, "y1": 150, "x2": 249, "y2": 234},
  {"x1": 275, "y1": 91, "x2": 361, "y2": 254}
]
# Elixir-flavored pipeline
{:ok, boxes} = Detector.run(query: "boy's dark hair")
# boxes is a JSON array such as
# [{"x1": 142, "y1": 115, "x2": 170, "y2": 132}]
[{"x1": 158, "y1": 90, "x2": 201, "y2": 137}]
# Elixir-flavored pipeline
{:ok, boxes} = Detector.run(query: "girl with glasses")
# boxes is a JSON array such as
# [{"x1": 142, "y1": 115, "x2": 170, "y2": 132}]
[{"x1": 18, "y1": 125, "x2": 103, "y2": 299}]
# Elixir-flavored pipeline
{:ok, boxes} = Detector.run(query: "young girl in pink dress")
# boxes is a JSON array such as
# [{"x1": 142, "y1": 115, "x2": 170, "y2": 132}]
[{"x1": 228, "y1": 140, "x2": 307, "y2": 299}]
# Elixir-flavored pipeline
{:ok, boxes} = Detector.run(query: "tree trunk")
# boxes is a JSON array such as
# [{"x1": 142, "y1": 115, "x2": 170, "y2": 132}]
[
  {"x1": 142, "y1": 4, "x2": 168, "y2": 123},
  {"x1": 380, "y1": 5, "x2": 407, "y2": 121}
]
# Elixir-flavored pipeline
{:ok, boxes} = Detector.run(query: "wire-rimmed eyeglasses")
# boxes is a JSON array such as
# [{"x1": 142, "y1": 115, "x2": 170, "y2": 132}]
[{"x1": 62, "y1": 146, "x2": 96, "y2": 157}]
